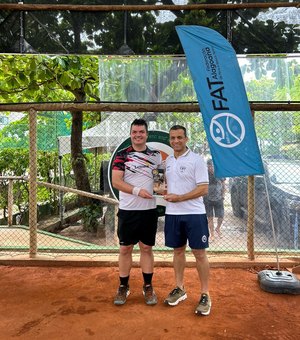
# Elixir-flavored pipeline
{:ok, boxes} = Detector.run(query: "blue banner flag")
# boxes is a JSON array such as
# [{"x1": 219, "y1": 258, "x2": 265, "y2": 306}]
[{"x1": 176, "y1": 25, "x2": 264, "y2": 178}]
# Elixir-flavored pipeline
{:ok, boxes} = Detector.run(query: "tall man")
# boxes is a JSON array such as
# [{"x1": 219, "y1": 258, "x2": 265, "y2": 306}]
[
  {"x1": 112, "y1": 119, "x2": 162, "y2": 306},
  {"x1": 163, "y1": 125, "x2": 211, "y2": 315}
]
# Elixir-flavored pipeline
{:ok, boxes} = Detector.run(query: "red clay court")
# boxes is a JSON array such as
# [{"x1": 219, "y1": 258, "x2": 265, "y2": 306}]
[{"x1": 0, "y1": 265, "x2": 299, "y2": 339}]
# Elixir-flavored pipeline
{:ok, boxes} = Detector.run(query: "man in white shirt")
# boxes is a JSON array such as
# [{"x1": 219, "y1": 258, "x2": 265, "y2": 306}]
[
  {"x1": 163, "y1": 125, "x2": 211, "y2": 316},
  {"x1": 112, "y1": 119, "x2": 162, "y2": 306}
]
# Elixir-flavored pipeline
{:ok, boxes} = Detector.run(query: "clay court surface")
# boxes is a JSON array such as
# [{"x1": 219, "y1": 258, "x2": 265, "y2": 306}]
[{"x1": 0, "y1": 265, "x2": 299, "y2": 340}]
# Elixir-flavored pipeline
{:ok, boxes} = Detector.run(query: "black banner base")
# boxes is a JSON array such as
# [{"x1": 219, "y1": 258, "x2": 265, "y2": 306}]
[{"x1": 258, "y1": 270, "x2": 300, "y2": 295}]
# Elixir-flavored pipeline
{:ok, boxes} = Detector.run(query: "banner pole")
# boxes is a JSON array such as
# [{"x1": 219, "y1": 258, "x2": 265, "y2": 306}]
[{"x1": 263, "y1": 175, "x2": 281, "y2": 272}]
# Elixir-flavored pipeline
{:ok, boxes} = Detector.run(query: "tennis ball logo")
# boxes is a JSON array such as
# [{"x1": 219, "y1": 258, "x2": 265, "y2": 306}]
[{"x1": 209, "y1": 113, "x2": 245, "y2": 148}]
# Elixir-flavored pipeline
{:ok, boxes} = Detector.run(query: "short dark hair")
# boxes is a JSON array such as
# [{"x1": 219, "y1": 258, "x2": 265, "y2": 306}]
[
  {"x1": 130, "y1": 118, "x2": 148, "y2": 132},
  {"x1": 169, "y1": 125, "x2": 187, "y2": 137}
]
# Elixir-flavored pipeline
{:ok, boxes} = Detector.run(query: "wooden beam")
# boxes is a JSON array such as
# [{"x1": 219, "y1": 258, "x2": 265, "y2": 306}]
[
  {"x1": 0, "y1": 102, "x2": 299, "y2": 113},
  {"x1": 0, "y1": 2, "x2": 298, "y2": 12}
]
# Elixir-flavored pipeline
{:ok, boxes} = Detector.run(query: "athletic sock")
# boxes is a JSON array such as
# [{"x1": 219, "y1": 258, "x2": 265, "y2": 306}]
[
  {"x1": 142, "y1": 272, "x2": 153, "y2": 286},
  {"x1": 120, "y1": 276, "x2": 129, "y2": 287}
]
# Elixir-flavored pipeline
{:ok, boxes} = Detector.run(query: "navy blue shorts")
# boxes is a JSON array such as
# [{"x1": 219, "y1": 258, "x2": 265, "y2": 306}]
[
  {"x1": 164, "y1": 214, "x2": 209, "y2": 249},
  {"x1": 117, "y1": 209, "x2": 158, "y2": 246}
]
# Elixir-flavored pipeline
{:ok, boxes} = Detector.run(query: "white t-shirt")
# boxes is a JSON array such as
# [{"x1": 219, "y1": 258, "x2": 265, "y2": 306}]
[
  {"x1": 112, "y1": 145, "x2": 162, "y2": 210},
  {"x1": 165, "y1": 149, "x2": 208, "y2": 215}
]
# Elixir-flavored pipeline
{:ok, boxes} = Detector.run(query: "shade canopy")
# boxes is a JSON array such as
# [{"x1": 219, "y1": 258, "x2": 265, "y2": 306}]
[{"x1": 57, "y1": 112, "x2": 139, "y2": 156}]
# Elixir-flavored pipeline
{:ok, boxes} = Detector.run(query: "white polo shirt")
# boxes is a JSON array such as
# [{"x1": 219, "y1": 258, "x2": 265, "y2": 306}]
[{"x1": 165, "y1": 149, "x2": 208, "y2": 215}]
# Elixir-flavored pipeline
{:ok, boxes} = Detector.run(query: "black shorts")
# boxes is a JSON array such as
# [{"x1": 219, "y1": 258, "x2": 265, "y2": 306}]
[{"x1": 117, "y1": 209, "x2": 158, "y2": 246}]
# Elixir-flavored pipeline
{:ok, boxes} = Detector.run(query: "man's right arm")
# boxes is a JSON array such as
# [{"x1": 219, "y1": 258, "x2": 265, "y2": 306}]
[
  {"x1": 112, "y1": 151, "x2": 136, "y2": 195},
  {"x1": 112, "y1": 170, "x2": 134, "y2": 194},
  {"x1": 112, "y1": 170, "x2": 153, "y2": 198}
]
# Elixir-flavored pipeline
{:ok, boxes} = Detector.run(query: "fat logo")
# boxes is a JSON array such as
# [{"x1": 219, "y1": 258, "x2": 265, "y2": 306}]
[{"x1": 210, "y1": 112, "x2": 245, "y2": 148}]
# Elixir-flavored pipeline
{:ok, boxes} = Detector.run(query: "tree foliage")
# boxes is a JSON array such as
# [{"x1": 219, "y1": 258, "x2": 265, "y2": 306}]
[
  {"x1": 0, "y1": 54, "x2": 100, "y2": 201},
  {"x1": 0, "y1": 148, "x2": 58, "y2": 219},
  {"x1": 0, "y1": 0, "x2": 299, "y2": 54}
]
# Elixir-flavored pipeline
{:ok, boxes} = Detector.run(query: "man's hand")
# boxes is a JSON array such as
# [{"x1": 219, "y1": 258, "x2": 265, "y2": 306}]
[
  {"x1": 138, "y1": 188, "x2": 153, "y2": 199},
  {"x1": 163, "y1": 193, "x2": 181, "y2": 202},
  {"x1": 163, "y1": 184, "x2": 208, "y2": 202}
]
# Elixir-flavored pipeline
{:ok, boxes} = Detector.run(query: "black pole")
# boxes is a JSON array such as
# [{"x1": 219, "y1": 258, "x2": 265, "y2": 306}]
[
  {"x1": 226, "y1": 2, "x2": 233, "y2": 43},
  {"x1": 19, "y1": 1, "x2": 25, "y2": 53}
]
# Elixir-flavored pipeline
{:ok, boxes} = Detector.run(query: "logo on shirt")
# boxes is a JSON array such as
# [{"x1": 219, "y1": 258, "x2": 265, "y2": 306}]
[{"x1": 179, "y1": 166, "x2": 186, "y2": 173}]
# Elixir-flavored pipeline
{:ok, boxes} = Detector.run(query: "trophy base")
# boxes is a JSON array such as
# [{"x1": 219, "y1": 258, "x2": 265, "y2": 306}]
[{"x1": 155, "y1": 195, "x2": 166, "y2": 207}]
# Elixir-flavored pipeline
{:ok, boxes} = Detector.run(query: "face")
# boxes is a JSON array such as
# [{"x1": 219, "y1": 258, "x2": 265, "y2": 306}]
[
  {"x1": 130, "y1": 124, "x2": 148, "y2": 149},
  {"x1": 169, "y1": 129, "x2": 188, "y2": 154}
]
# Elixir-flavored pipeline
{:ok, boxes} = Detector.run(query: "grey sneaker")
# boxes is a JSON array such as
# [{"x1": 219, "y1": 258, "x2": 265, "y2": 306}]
[
  {"x1": 143, "y1": 284, "x2": 157, "y2": 305},
  {"x1": 164, "y1": 287, "x2": 187, "y2": 306},
  {"x1": 195, "y1": 293, "x2": 211, "y2": 316},
  {"x1": 114, "y1": 285, "x2": 130, "y2": 305}
]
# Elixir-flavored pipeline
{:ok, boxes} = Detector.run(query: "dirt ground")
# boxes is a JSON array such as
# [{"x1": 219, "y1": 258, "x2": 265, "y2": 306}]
[{"x1": 0, "y1": 265, "x2": 299, "y2": 340}]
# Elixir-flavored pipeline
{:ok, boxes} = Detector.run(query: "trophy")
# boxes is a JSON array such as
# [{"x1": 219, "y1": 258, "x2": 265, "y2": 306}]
[{"x1": 152, "y1": 167, "x2": 166, "y2": 195}]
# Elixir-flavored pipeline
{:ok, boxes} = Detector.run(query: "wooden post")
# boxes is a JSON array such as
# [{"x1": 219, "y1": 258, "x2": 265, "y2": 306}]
[
  {"x1": 247, "y1": 175, "x2": 255, "y2": 260},
  {"x1": 29, "y1": 108, "x2": 38, "y2": 258},
  {"x1": 7, "y1": 179, "x2": 13, "y2": 226},
  {"x1": 247, "y1": 108, "x2": 256, "y2": 260}
]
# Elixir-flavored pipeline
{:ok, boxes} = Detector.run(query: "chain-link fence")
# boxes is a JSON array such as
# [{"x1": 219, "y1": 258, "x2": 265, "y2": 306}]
[{"x1": 0, "y1": 108, "x2": 299, "y2": 260}]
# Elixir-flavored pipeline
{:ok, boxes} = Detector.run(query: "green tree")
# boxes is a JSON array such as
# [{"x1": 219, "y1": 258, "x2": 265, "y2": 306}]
[
  {"x1": 244, "y1": 69, "x2": 300, "y2": 158},
  {"x1": 0, "y1": 54, "x2": 99, "y2": 203},
  {"x1": 197, "y1": 0, "x2": 300, "y2": 54},
  {"x1": 1, "y1": 0, "x2": 299, "y2": 54}
]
